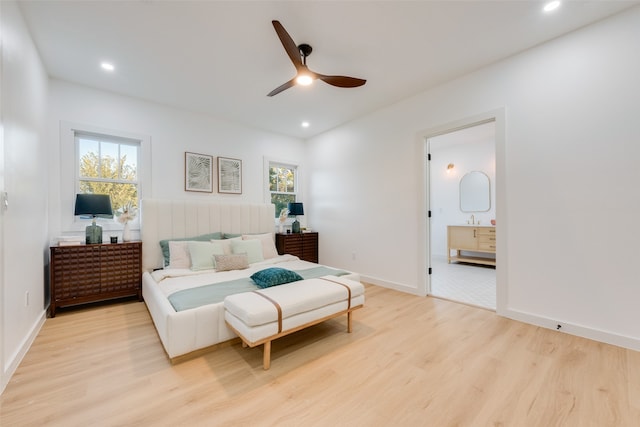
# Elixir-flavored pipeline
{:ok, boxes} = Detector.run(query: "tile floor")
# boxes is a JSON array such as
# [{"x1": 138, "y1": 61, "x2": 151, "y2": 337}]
[{"x1": 430, "y1": 255, "x2": 496, "y2": 310}]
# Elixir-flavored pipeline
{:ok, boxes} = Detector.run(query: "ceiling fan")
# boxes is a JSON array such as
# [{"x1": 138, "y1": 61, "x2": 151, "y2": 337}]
[{"x1": 267, "y1": 20, "x2": 367, "y2": 97}]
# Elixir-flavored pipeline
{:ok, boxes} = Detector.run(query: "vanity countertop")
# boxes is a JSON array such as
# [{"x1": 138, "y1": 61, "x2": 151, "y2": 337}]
[{"x1": 452, "y1": 224, "x2": 495, "y2": 227}]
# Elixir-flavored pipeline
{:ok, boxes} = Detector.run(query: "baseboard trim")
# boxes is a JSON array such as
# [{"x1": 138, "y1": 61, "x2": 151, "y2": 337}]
[
  {"x1": 1, "y1": 310, "x2": 46, "y2": 394},
  {"x1": 503, "y1": 308, "x2": 640, "y2": 352},
  {"x1": 360, "y1": 275, "x2": 422, "y2": 296}
]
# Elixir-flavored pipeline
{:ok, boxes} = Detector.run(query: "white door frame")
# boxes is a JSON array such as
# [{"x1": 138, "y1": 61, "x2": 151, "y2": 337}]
[{"x1": 414, "y1": 108, "x2": 507, "y2": 315}]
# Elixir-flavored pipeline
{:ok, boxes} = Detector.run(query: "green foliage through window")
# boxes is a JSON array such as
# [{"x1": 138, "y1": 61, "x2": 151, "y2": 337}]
[
  {"x1": 269, "y1": 163, "x2": 297, "y2": 217},
  {"x1": 77, "y1": 134, "x2": 139, "y2": 213},
  {"x1": 269, "y1": 166, "x2": 295, "y2": 193}
]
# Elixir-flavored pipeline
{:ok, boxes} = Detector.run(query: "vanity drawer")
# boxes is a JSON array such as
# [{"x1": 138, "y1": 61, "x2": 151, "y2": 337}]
[
  {"x1": 478, "y1": 240, "x2": 496, "y2": 251},
  {"x1": 478, "y1": 228, "x2": 496, "y2": 251},
  {"x1": 476, "y1": 227, "x2": 495, "y2": 237}
]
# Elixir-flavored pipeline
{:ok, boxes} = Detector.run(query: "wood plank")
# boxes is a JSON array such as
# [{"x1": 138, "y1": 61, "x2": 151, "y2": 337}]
[{"x1": 1, "y1": 284, "x2": 639, "y2": 425}]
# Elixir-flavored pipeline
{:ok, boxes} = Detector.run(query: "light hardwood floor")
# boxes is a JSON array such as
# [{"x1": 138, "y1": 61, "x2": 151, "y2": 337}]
[{"x1": 1, "y1": 285, "x2": 639, "y2": 426}]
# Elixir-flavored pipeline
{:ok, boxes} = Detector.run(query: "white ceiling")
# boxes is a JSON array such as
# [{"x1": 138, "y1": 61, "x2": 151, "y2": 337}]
[{"x1": 17, "y1": 0, "x2": 639, "y2": 139}]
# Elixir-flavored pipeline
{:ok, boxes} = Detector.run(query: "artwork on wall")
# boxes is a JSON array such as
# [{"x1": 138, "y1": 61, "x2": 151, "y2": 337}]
[
  {"x1": 217, "y1": 156, "x2": 242, "y2": 194},
  {"x1": 185, "y1": 152, "x2": 213, "y2": 193}
]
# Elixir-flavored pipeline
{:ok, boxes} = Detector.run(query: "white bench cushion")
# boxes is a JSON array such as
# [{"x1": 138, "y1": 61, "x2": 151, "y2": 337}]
[
  {"x1": 224, "y1": 276, "x2": 364, "y2": 344},
  {"x1": 224, "y1": 276, "x2": 364, "y2": 327}
]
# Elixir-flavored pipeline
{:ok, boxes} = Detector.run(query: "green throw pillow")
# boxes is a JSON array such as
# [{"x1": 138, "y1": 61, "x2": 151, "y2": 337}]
[
  {"x1": 188, "y1": 241, "x2": 225, "y2": 271},
  {"x1": 251, "y1": 267, "x2": 303, "y2": 289},
  {"x1": 223, "y1": 233, "x2": 242, "y2": 239},
  {"x1": 231, "y1": 239, "x2": 264, "y2": 264}
]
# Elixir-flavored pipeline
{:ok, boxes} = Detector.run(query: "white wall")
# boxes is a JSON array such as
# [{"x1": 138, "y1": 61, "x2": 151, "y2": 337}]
[
  {"x1": 0, "y1": 0, "x2": 50, "y2": 393},
  {"x1": 47, "y1": 80, "x2": 306, "y2": 241},
  {"x1": 307, "y1": 6, "x2": 640, "y2": 350}
]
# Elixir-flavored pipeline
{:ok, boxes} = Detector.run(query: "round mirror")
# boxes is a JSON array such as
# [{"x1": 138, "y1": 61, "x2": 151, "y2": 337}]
[{"x1": 460, "y1": 171, "x2": 490, "y2": 212}]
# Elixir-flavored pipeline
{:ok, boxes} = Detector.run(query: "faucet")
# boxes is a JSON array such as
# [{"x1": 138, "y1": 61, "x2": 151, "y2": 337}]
[{"x1": 469, "y1": 214, "x2": 475, "y2": 225}]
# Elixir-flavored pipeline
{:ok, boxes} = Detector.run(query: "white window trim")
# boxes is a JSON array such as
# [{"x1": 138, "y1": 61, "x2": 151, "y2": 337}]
[{"x1": 60, "y1": 121, "x2": 151, "y2": 233}]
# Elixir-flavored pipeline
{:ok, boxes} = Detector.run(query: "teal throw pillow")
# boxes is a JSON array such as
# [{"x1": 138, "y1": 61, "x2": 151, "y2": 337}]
[{"x1": 251, "y1": 268, "x2": 303, "y2": 289}]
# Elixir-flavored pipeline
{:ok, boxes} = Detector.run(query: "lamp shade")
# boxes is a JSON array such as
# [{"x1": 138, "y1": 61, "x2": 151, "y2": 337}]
[
  {"x1": 287, "y1": 202, "x2": 304, "y2": 216},
  {"x1": 74, "y1": 194, "x2": 113, "y2": 218}
]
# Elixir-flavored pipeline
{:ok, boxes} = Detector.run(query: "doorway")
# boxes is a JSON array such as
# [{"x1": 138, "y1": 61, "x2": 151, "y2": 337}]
[{"x1": 427, "y1": 121, "x2": 496, "y2": 310}]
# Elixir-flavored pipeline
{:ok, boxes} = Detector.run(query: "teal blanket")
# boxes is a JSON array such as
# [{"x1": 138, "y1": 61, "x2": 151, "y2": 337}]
[{"x1": 168, "y1": 266, "x2": 349, "y2": 312}]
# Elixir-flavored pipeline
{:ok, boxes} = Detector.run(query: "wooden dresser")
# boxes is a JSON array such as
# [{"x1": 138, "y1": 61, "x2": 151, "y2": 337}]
[
  {"x1": 49, "y1": 241, "x2": 142, "y2": 317},
  {"x1": 275, "y1": 232, "x2": 319, "y2": 263},
  {"x1": 447, "y1": 226, "x2": 496, "y2": 266}
]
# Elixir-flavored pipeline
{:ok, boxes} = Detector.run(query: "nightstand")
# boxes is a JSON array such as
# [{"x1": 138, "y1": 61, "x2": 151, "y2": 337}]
[
  {"x1": 49, "y1": 241, "x2": 142, "y2": 317},
  {"x1": 275, "y1": 232, "x2": 318, "y2": 263}
]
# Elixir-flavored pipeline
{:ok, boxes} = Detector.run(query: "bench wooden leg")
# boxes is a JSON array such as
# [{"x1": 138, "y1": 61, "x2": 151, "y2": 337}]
[
  {"x1": 263, "y1": 341, "x2": 271, "y2": 370},
  {"x1": 347, "y1": 311, "x2": 353, "y2": 333}
]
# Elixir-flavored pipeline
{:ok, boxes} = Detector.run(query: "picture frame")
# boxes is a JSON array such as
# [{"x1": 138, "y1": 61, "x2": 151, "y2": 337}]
[
  {"x1": 185, "y1": 152, "x2": 213, "y2": 193},
  {"x1": 217, "y1": 156, "x2": 242, "y2": 194}
]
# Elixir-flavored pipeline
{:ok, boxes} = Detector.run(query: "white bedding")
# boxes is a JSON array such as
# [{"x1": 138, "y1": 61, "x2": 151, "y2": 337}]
[{"x1": 151, "y1": 254, "x2": 334, "y2": 296}]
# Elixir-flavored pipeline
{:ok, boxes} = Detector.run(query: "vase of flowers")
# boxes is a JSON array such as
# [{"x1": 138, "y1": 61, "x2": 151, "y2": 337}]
[
  {"x1": 116, "y1": 201, "x2": 137, "y2": 242},
  {"x1": 278, "y1": 208, "x2": 289, "y2": 234}
]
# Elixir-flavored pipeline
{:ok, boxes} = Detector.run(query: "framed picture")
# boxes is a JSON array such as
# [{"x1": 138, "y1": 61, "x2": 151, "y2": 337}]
[
  {"x1": 217, "y1": 156, "x2": 242, "y2": 194},
  {"x1": 185, "y1": 152, "x2": 213, "y2": 193}
]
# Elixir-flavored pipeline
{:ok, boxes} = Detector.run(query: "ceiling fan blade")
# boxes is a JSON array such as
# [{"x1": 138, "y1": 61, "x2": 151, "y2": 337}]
[
  {"x1": 267, "y1": 78, "x2": 297, "y2": 97},
  {"x1": 272, "y1": 20, "x2": 304, "y2": 70},
  {"x1": 316, "y1": 74, "x2": 367, "y2": 88}
]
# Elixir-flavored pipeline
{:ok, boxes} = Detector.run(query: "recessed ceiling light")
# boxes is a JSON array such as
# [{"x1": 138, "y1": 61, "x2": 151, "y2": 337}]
[
  {"x1": 100, "y1": 62, "x2": 115, "y2": 71},
  {"x1": 301, "y1": 121, "x2": 310, "y2": 128},
  {"x1": 543, "y1": 1, "x2": 561, "y2": 12}
]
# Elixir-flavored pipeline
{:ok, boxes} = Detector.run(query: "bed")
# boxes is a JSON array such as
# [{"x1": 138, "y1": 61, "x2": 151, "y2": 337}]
[{"x1": 140, "y1": 199, "x2": 361, "y2": 361}]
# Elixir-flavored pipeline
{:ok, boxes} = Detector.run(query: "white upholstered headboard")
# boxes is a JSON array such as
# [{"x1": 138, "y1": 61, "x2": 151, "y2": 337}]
[{"x1": 141, "y1": 199, "x2": 275, "y2": 271}]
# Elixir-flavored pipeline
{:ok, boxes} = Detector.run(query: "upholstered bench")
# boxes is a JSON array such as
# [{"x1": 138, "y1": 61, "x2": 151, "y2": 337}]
[{"x1": 224, "y1": 275, "x2": 365, "y2": 369}]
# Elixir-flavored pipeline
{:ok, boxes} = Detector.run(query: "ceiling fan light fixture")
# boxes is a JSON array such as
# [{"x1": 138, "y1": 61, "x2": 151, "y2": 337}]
[{"x1": 295, "y1": 74, "x2": 314, "y2": 86}]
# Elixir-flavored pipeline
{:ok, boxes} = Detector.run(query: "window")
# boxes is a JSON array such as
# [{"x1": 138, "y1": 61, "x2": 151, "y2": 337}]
[
  {"x1": 75, "y1": 131, "x2": 140, "y2": 215},
  {"x1": 268, "y1": 161, "x2": 298, "y2": 217}
]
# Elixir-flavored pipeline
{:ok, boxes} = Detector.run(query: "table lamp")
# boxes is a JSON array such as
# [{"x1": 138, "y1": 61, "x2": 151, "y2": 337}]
[
  {"x1": 74, "y1": 194, "x2": 113, "y2": 244},
  {"x1": 287, "y1": 202, "x2": 304, "y2": 234}
]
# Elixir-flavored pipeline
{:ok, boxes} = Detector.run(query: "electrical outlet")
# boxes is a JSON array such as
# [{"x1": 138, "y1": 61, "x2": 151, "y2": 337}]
[{"x1": 25, "y1": 291, "x2": 30, "y2": 307}]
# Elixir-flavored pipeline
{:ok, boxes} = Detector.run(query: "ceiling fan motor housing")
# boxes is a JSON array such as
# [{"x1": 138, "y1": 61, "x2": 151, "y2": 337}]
[{"x1": 298, "y1": 43, "x2": 313, "y2": 58}]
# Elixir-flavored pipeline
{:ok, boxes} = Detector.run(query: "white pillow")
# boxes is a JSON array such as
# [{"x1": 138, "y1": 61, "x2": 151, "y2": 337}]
[
  {"x1": 168, "y1": 241, "x2": 192, "y2": 269},
  {"x1": 242, "y1": 233, "x2": 278, "y2": 259},
  {"x1": 188, "y1": 241, "x2": 225, "y2": 271},
  {"x1": 231, "y1": 239, "x2": 264, "y2": 264},
  {"x1": 211, "y1": 237, "x2": 241, "y2": 255}
]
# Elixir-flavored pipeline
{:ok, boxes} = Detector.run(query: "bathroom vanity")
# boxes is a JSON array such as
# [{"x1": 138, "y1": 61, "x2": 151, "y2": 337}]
[{"x1": 447, "y1": 225, "x2": 496, "y2": 266}]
